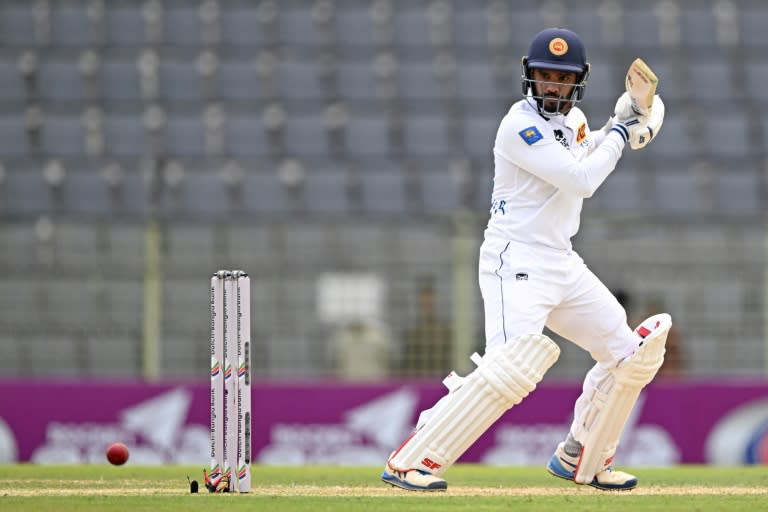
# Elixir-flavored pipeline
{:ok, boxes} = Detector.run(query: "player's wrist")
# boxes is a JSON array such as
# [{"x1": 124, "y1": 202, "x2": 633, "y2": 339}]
[{"x1": 609, "y1": 121, "x2": 629, "y2": 144}]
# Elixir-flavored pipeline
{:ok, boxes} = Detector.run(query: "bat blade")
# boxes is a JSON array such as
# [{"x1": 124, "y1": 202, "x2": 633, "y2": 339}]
[{"x1": 625, "y1": 58, "x2": 658, "y2": 115}]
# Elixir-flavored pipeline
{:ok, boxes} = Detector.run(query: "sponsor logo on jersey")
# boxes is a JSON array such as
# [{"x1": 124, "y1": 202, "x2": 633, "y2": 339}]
[
  {"x1": 519, "y1": 126, "x2": 543, "y2": 145},
  {"x1": 553, "y1": 129, "x2": 569, "y2": 149}
]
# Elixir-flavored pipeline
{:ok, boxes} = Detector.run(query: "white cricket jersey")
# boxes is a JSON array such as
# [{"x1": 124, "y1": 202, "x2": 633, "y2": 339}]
[{"x1": 485, "y1": 98, "x2": 626, "y2": 251}]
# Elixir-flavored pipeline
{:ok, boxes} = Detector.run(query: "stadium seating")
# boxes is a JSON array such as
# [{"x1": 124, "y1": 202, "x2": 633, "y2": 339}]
[{"x1": 0, "y1": 0, "x2": 764, "y2": 379}]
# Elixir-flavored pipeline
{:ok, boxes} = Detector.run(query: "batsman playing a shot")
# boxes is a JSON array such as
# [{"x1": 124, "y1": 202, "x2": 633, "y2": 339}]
[{"x1": 381, "y1": 27, "x2": 670, "y2": 492}]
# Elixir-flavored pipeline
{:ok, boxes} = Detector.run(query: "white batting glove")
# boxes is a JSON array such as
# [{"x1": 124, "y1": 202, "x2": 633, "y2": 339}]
[
  {"x1": 613, "y1": 91, "x2": 643, "y2": 123},
  {"x1": 609, "y1": 94, "x2": 665, "y2": 150},
  {"x1": 627, "y1": 95, "x2": 664, "y2": 150}
]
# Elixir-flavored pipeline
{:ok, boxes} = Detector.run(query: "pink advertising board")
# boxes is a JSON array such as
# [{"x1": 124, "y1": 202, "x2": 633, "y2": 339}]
[{"x1": 1, "y1": 379, "x2": 767, "y2": 466}]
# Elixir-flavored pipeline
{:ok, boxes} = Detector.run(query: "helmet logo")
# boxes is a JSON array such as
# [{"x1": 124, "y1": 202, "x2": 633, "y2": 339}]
[{"x1": 548, "y1": 37, "x2": 568, "y2": 56}]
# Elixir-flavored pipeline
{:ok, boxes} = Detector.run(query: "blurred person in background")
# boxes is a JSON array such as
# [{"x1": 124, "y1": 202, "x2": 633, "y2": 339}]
[
  {"x1": 400, "y1": 276, "x2": 453, "y2": 377},
  {"x1": 382, "y1": 27, "x2": 670, "y2": 492},
  {"x1": 329, "y1": 319, "x2": 391, "y2": 381}
]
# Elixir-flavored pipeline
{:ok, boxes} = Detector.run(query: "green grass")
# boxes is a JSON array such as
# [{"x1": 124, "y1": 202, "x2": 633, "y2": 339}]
[{"x1": 0, "y1": 464, "x2": 766, "y2": 511}]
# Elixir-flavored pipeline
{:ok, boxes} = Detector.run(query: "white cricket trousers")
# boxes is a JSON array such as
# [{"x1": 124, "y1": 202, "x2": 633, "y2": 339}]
[{"x1": 478, "y1": 237, "x2": 639, "y2": 440}]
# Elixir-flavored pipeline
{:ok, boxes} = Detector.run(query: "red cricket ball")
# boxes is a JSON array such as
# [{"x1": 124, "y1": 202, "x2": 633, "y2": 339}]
[{"x1": 106, "y1": 442, "x2": 130, "y2": 466}]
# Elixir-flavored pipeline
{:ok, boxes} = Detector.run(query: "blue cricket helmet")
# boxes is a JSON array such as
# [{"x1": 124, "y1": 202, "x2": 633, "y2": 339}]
[{"x1": 521, "y1": 28, "x2": 591, "y2": 113}]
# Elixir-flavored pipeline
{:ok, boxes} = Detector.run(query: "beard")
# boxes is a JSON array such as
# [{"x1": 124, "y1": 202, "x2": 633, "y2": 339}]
[{"x1": 542, "y1": 96, "x2": 561, "y2": 113}]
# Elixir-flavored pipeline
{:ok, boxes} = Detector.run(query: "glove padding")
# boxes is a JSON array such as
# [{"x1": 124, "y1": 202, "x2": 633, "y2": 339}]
[{"x1": 613, "y1": 92, "x2": 665, "y2": 150}]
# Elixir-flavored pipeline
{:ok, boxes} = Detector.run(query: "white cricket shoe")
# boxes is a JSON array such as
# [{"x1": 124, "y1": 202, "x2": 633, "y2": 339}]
[
  {"x1": 546, "y1": 442, "x2": 638, "y2": 491},
  {"x1": 381, "y1": 463, "x2": 447, "y2": 491}
]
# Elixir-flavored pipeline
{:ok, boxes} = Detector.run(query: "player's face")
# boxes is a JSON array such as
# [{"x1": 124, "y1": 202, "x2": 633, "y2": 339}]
[{"x1": 531, "y1": 68, "x2": 578, "y2": 113}]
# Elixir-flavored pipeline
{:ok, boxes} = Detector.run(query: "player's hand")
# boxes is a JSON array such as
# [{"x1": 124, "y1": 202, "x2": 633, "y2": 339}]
[
  {"x1": 626, "y1": 95, "x2": 664, "y2": 150},
  {"x1": 613, "y1": 91, "x2": 641, "y2": 123}
]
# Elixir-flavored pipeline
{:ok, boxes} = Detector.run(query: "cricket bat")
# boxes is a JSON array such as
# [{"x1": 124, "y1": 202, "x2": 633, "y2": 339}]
[{"x1": 625, "y1": 58, "x2": 658, "y2": 116}]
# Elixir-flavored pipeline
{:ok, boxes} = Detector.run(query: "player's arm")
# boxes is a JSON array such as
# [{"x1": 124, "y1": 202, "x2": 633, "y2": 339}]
[{"x1": 495, "y1": 119, "x2": 628, "y2": 198}]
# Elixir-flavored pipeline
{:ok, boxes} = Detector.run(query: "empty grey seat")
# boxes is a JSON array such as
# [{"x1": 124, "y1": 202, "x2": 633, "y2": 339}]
[
  {"x1": 402, "y1": 113, "x2": 451, "y2": 157},
  {"x1": 51, "y1": 3, "x2": 99, "y2": 47},
  {"x1": 702, "y1": 111, "x2": 749, "y2": 158},
  {"x1": 278, "y1": 58, "x2": 327, "y2": 101},
  {"x1": 283, "y1": 112, "x2": 329, "y2": 157},
  {"x1": 2, "y1": 169, "x2": 50, "y2": 215},
  {"x1": 279, "y1": 5, "x2": 322, "y2": 47},
  {"x1": 174, "y1": 172, "x2": 230, "y2": 218},
  {"x1": 0, "y1": 3, "x2": 35, "y2": 46},
  {"x1": 41, "y1": 114, "x2": 85, "y2": 156},
  {"x1": 0, "y1": 114, "x2": 30, "y2": 156},
  {"x1": 740, "y1": 7, "x2": 768, "y2": 48},
  {"x1": 159, "y1": 58, "x2": 204, "y2": 104},
  {"x1": 455, "y1": 60, "x2": 496, "y2": 101},
  {"x1": 64, "y1": 171, "x2": 112, "y2": 216},
  {"x1": 100, "y1": 57, "x2": 143, "y2": 103},
  {"x1": 218, "y1": 58, "x2": 264, "y2": 101},
  {"x1": 393, "y1": 7, "x2": 431, "y2": 48},
  {"x1": 359, "y1": 160, "x2": 407, "y2": 215},
  {"x1": 336, "y1": 60, "x2": 377, "y2": 102},
  {"x1": 345, "y1": 114, "x2": 391, "y2": 156},
  {"x1": 220, "y1": 6, "x2": 274, "y2": 47},
  {"x1": 746, "y1": 60, "x2": 768, "y2": 101},
  {"x1": 596, "y1": 170, "x2": 644, "y2": 212},
  {"x1": 680, "y1": 8, "x2": 718, "y2": 47},
  {"x1": 418, "y1": 168, "x2": 460, "y2": 215},
  {"x1": 714, "y1": 167, "x2": 760, "y2": 215},
  {"x1": 225, "y1": 115, "x2": 269, "y2": 157},
  {"x1": 507, "y1": 11, "x2": 547, "y2": 48},
  {"x1": 164, "y1": 5, "x2": 204, "y2": 46},
  {"x1": 474, "y1": 164, "x2": 493, "y2": 209},
  {"x1": 244, "y1": 169, "x2": 292, "y2": 215},
  {"x1": 105, "y1": 5, "x2": 148, "y2": 46},
  {"x1": 304, "y1": 168, "x2": 350, "y2": 215},
  {"x1": 565, "y1": 8, "x2": 605, "y2": 47},
  {"x1": 689, "y1": 59, "x2": 734, "y2": 101},
  {"x1": 165, "y1": 113, "x2": 206, "y2": 157},
  {"x1": 38, "y1": 57, "x2": 87, "y2": 103},
  {"x1": 622, "y1": 8, "x2": 661, "y2": 49},
  {"x1": 462, "y1": 113, "x2": 498, "y2": 160},
  {"x1": 104, "y1": 113, "x2": 147, "y2": 156},
  {"x1": 398, "y1": 59, "x2": 441, "y2": 102},
  {"x1": 646, "y1": 115, "x2": 692, "y2": 158},
  {"x1": 582, "y1": 54, "x2": 622, "y2": 104},
  {"x1": 0, "y1": 60, "x2": 25, "y2": 102},
  {"x1": 99, "y1": 166, "x2": 149, "y2": 217},
  {"x1": 453, "y1": 8, "x2": 488, "y2": 49},
  {"x1": 335, "y1": 5, "x2": 374, "y2": 46},
  {"x1": 653, "y1": 167, "x2": 700, "y2": 214}
]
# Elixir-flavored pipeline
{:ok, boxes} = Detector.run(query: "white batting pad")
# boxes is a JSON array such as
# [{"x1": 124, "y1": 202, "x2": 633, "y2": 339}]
[
  {"x1": 388, "y1": 333, "x2": 560, "y2": 476},
  {"x1": 573, "y1": 313, "x2": 672, "y2": 484}
]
